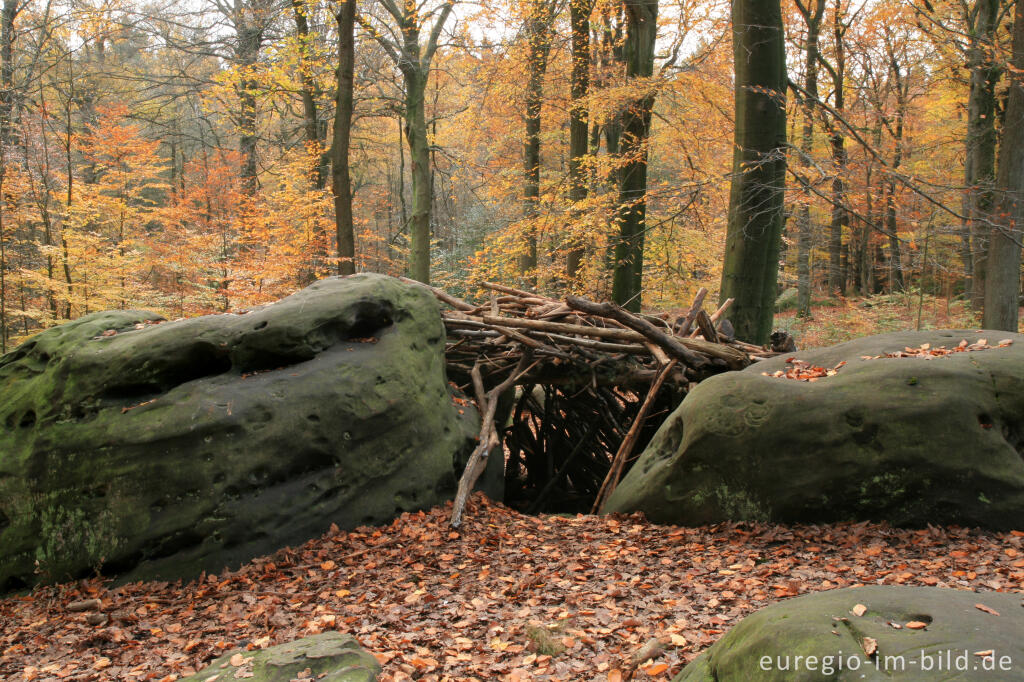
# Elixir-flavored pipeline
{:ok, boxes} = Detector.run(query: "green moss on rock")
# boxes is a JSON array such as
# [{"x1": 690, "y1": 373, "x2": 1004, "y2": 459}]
[
  {"x1": 674, "y1": 586, "x2": 1024, "y2": 681},
  {"x1": 0, "y1": 274, "x2": 478, "y2": 591},
  {"x1": 605, "y1": 330, "x2": 1024, "y2": 529},
  {"x1": 181, "y1": 632, "x2": 380, "y2": 682}
]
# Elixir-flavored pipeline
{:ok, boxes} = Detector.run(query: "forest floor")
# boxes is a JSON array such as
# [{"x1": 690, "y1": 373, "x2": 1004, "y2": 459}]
[
  {"x1": 2, "y1": 495, "x2": 1023, "y2": 682},
  {"x1": 3, "y1": 295, "x2": 1023, "y2": 682},
  {"x1": 774, "y1": 292, "x2": 992, "y2": 348}
]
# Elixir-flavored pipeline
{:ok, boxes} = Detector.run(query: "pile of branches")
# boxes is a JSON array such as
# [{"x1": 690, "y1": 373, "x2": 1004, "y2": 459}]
[{"x1": 400, "y1": 279, "x2": 778, "y2": 526}]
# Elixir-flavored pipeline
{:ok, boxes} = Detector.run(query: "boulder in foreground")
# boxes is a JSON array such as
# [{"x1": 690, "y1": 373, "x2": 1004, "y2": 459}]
[
  {"x1": 181, "y1": 632, "x2": 380, "y2": 681},
  {"x1": 0, "y1": 274, "x2": 476, "y2": 591},
  {"x1": 605, "y1": 330, "x2": 1024, "y2": 529},
  {"x1": 674, "y1": 585, "x2": 1024, "y2": 681}
]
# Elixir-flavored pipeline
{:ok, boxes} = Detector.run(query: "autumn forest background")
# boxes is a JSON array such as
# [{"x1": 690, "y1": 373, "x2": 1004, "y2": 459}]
[{"x1": 0, "y1": 0, "x2": 1022, "y2": 353}]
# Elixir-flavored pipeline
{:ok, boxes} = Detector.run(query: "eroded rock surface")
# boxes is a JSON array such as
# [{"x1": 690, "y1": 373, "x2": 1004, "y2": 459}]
[
  {"x1": 182, "y1": 632, "x2": 380, "y2": 682},
  {"x1": 605, "y1": 330, "x2": 1024, "y2": 529},
  {"x1": 0, "y1": 274, "x2": 477, "y2": 591},
  {"x1": 674, "y1": 585, "x2": 1024, "y2": 681}
]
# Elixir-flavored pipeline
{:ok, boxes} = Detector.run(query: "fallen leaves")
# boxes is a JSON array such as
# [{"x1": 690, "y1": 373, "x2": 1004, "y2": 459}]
[
  {"x1": 975, "y1": 603, "x2": 1001, "y2": 616},
  {"x1": 762, "y1": 359, "x2": 846, "y2": 381},
  {"x1": 2, "y1": 495, "x2": 1022, "y2": 681},
  {"x1": 852, "y1": 603, "x2": 867, "y2": 617},
  {"x1": 860, "y1": 338, "x2": 1013, "y2": 360},
  {"x1": 861, "y1": 637, "x2": 878, "y2": 656}
]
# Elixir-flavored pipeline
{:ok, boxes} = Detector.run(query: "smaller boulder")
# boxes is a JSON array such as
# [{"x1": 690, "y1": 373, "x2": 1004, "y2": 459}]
[
  {"x1": 181, "y1": 632, "x2": 380, "y2": 681},
  {"x1": 675, "y1": 585, "x2": 1024, "y2": 681}
]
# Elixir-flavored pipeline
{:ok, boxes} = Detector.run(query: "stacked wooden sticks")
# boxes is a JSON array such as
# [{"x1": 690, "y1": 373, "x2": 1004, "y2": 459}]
[{"x1": 399, "y1": 278, "x2": 776, "y2": 525}]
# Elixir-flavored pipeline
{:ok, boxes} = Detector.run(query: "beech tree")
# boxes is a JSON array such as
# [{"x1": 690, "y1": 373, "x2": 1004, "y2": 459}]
[
  {"x1": 518, "y1": 0, "x2": 556, "y2": 284},
  {"x1": 332, "y1": 0, "x2": 357, "y2": 276},
  {"x1": 719, "y1": 0, "x2": 787, "y2": 343},
  {"x1": 361, "y1": 0, "x2": 455, "y2": 284},
  {"x1": 610, "y1": 0, "x2": 658, "y2": 312},
  {"x1": 793, "y1": 0, "x2": 825, "y2": 318},
  {"x1": 565, "y1": 0, "x2": 594, "y2": 280},
  {"x1": 983, "y1": 0, "x2": 1023, "y2": 330}
]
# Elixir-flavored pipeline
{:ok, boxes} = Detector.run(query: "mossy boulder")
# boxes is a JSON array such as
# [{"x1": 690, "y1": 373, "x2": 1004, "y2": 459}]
[
  {"x1": 0, "y1": 274, "x2": 477, "y2": 591},
  {"x1": 675, "y1": 585, "x2": 1024, "y2": 681},
  {"x1": 604, "y1": 330, "x2": 1024, "y2": 529},
  {"x1": 182, "y1": 632, "x2": 380, "y2": 681}
]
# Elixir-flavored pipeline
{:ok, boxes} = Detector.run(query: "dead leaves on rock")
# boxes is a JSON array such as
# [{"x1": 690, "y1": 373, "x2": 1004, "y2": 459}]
[
  {"x1": 3, "y1": 496, "x2": 1023, "y2": 681},
  {"x1": 860, "y1": 338, "x2": 1014, "y2": 360},
  {"x1": 762, "y1": 359, "x2": 846, "y2": 381},
  {"x1": 762, "y1": 337, "x2": 1015, "y2": 382}
]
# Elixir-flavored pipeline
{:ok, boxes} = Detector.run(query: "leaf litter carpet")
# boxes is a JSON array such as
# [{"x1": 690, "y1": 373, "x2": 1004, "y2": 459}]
[{"x1": 2, "y1": 494, "x2": 1023, "y2": 681}]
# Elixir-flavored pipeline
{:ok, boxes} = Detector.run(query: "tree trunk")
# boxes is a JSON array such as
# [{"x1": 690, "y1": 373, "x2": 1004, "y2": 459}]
[
  {"x1": 826, "y1": 2, "x2": 847, "y2": 294},
  {"x1": 967, "y1": 0, "x2": 1001, "y2": 309},
  {"x1": 519, "y1": 0, "x2": 555, "y2": 283},
  {"x1": 1, "y1": 0, "x2": 16, "y2": 148},
  {"x1": 236, "y1": 18, "x2": 263, "y2": 194},
  {"x1": 795, "y1": 0, "x2": 825, "y2": 318},
  {"x1": 565, "y1": 0, "x2": 593, "y2": 281},
  {"x1": 982, "y1": 0, "x2": 1023, "y2": 331},
  {"x1": 886, "y1": 82, "x2": 907, "y2": 292},
  {"x1": 0, "y1": 0, "x2": 16, "y2": 351},
  {"x1": 293, "y1": 0, "x2": 330, "y2": 190},
  {"x1": 331, "y1": 0, "x2": 356, "y2": 276},
  {"x1": 611, "y1": 0, "x2": 657, "y2": 312},
  {"x1": 405, "y1": 67, "x2": 432, "y2": 283},
  {"x1": 719, "y1": 0, "x2": 787, "y2": 344}
]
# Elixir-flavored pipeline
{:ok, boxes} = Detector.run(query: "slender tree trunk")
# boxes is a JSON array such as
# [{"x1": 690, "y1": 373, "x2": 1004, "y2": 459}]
[
  {"x1": 397, "y1": 114, "x2": 407, "y2": 234},
  {"x1": 331, "y1": 0, "x2": 356, "y2": 276},
  {"x1": 983, "y1": 0, "x2": 1023, "y2": 331},
  {"x1": 0, "y1": 0, "x2": 15, "y2": 351},
  {"x1": 1, "y1": 0, "x2": 16, "y2": 148},
  {"x1": 565, "y1": 0, "x2": 593, "y2": 281},
  {"x1": 610, "y1": 0, "x2": 657, "y2": 312},
  {"x1": 967, "y1": 0, "x2": 1001, "y2": 309},
  {"x1": 404, "y1": 67, "x2": 431, "y2": 283},
  {"x1": 826, "y1": 2, "x2": 847, "y2": 294},
  {"x1": 885, "y1": 72, "x2": 907, "y2": 292},
  {"x1": 293, "y1": 0, "x2": 330, "y2": 190},
  {"x1": 519, "y1": 0, "x2": 556, "y2": 283},
  {"x1": 795, "y1": 0, "x2": 824, "y2": 318},
  {"x1": 235, "y1": 13, "x2": 264, "y2": 194},
  {"x1": 719, "y1": 0, "x2": 788, "y2": 344}
]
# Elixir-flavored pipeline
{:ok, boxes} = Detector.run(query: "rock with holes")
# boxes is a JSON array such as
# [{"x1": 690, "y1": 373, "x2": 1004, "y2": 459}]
[
  {"x1": 604, "y1": 329, "x2": 1024, "y2": 529},
  {"x1": 0, "y1": 274, "x2": 478, "y2": 591},
  {"x1": 182, "y1": 631, "x2": 381, "y2": 681},
  {"x1": 673, "y1": 585, "x2": 1024, "y2": 681}
]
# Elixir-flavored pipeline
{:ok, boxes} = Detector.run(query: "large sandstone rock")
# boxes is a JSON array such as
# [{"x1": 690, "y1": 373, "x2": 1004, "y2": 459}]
[
  {"x1": 675, "y1": 585, "x2": 1024, "y2": 681},
  {"x1": 605, "y1": 330, "x2": 1024, "y2": 529},
  {"x1": 0, "y1": 274, "x2": 477, "y2": 591},
  {"x1": 182, "y1": 632, "x2": 380, "y2": 681}
]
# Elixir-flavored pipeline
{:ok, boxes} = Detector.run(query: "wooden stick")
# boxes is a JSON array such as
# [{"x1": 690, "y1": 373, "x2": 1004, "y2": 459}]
[
  {"x1": 480, "y1": 281, "x2": 560, "y2": 303},
  {"x1": 709, "y1": 297, "x2": 734, "y2": 323},
  {"x1": 644, "y1": 342, "x2": 671, "y2": 366},
  {"x1": 695, "y1": 310, "x2": 719, "y2": 344},
  {"x1": 481, "y1": 315, "x2": 642, "y2": 343},
  {"x1": 451, "y1": 351, "x2": 535, "y2": 528},
  {"x1": 591, "y1": 359, "x2": 678, "y2": 513},
  {"x1": 566, "y1": 296, "x2": 707, "y2": 368},
  {"x1": 536, "y1": 333, "x2": 648, "y2": 354},
  {"x1": 675, "y1": 287, "x2": 707, "y2": 336}
]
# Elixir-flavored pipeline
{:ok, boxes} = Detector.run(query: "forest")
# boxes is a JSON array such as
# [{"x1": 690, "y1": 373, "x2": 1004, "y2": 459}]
[{"x1": 0, "y1": 0, "x2": 1020, "y2": 351}]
